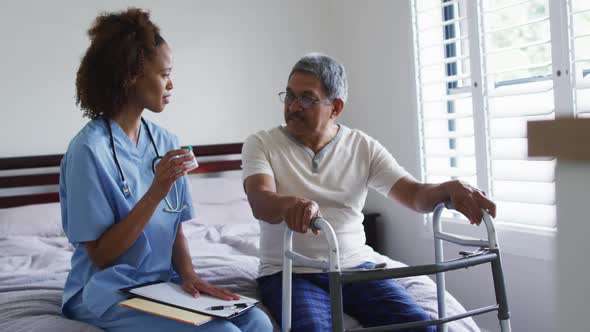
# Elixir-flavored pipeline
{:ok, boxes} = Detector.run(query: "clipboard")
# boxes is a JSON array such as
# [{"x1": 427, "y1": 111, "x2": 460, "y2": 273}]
[{"x1": 119, "y1": 280, "x2": 258, "y2": 319}]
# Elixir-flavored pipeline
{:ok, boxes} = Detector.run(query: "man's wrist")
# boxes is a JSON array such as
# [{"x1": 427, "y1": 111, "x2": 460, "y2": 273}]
[{"x1": 434, "y1": 181, "x2": 454, "y2": 208}]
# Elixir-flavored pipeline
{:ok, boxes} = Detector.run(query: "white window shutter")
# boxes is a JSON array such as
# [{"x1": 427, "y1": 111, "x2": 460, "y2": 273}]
[
  {"x1": 414, "y1": 0, "x2": 476, "y2": 180},
  {"x1": 480, "y1": 0, "x2": 557, "y2": 228},
  {"x1": 568, "y1": 0, "x2": 590, "y2": 117},
  {"x1": 411, "y1": 0, "x2": 576, "y2": 229},
  {"x1": 412, "y1": 0, "x2": 478, "y2": 220}
]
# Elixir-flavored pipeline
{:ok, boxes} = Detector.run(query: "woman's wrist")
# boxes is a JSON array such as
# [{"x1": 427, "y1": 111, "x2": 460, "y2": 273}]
[
  {"x1": 179, "y1": 267, "x2": 198, "y2": 280},
  {"x1": 145, "y1": 186, "x2": 164, "y2": 204}
]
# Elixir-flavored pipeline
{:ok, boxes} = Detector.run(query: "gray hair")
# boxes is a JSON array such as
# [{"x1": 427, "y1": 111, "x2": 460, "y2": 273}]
[{"x1": 290, "y1": 53, "x2": 348, "y2": 103}]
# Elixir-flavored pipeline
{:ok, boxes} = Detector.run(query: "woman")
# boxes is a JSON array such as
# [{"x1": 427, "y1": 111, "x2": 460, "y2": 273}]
[{"x1": 59, "y1": 8, "x2": 272, "y2": 332}]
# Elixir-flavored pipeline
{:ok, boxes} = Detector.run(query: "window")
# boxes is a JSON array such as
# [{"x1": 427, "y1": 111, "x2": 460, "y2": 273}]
[
  {"x1": 569, "y1": 0, "x2": 590, "y2": 117},
  {"x1": 412, "y1": 0, "x2": 584, "y2": 229}
]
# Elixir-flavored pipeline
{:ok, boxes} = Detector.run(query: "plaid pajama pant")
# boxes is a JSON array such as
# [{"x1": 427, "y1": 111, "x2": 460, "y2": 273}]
[{"x1": 257, "y1": 262, "x2": 435, "y2": 332}]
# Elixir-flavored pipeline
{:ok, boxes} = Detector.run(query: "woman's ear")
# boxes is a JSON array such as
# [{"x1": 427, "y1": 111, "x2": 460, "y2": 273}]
[
  {"x1": 123, "y1": 75, "x2": 138, "y2": 89},
  {"x1": 125, "y1": 49, "x2": 145, "y2": 88}
]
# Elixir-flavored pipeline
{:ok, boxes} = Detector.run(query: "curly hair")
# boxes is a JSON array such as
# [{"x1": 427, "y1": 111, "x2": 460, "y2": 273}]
[{"x1": 75, "y1": 8, "x2": 166, "y2": 119}]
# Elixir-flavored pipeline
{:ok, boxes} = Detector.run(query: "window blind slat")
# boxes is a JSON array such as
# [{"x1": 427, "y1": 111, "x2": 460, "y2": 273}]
[
  {"x1": 420, "y1": 55, "x2": 470, "y2": 67},
  {"x1": 426, "y1": 167, "x2": 477, "y2": 177},
  {"x1": 419, "y1": 35, "x2": 470, "y2": 50},
  {"x1": 483, "y1": 0, "x2": 536, "y2": 14},
  {"x1": 489, "y1": 138, "x2": 551, "y2": 161},
  {"x1": 417, "y1": 0, "x2": 459, "y2": 14},
  {"x1": 422, "y1": 73, "x2": 472, "y2": 85},
  {"x1": 490, "y1": 121, "x2": 527, "y2": 138},
  {"x1": 490, "y1": 139, "x2": 529, "y2": 160},
  {"x1": 424, "y1": 137, "x2": 475, "y2": 150},
  {"x1": 422, "y1": 92, "x2": 471, "y2": 103},
  {"x1": 488, "y1": 80, "x2": 553, "y2": 97},
  {"x1": 423, "y1": 112, "x2": 473, "y2": 121},
  {"x1": 570, "y1": 8, "x2": 590, "y2": 16},
  {"x1": 488, "y1": 89, "x2": 554, "y2": 117},
  {"x1": 492, "y1": 160, "x2": 555, "y2": 182},
  {"x1": 420, "y1": 16, "x2": 468, "y2": 32},
  {"x1": 427, "y1": 176, "x2": 478, "y2": 187},
  {"x1": 485, "y1": 38, "x2": 551, "y2": 55},
  {"x1": 573, "y1": 58, "x2": 590, "y2": 64},
  {"x1": 573, "y1": 32, "x2": 590, "y2": 39},
  {"x1": 424, "y1": 132, "x2": 475, "y2": 139},
  {"x1": 425, "y1": 151, "x2": 475, "y2": 158},
  {"x1": 486, "y1": 61, "x2": 552, "y2": 76},
  {"x1": 494, "y1": 181, "x2": 555, "y2": 205},
  {"x1": 488, "y1": 106, "x2": 553, "y2": 118},
  {"x1": 489, "y1": 113, "x2": 553, "y2": 138},
  {"x1": 484, "y1": 16, "x2": 549, "y2": 35},
  {"x1": 495, "y1": 201, "x2": 556, "y2": 228}
]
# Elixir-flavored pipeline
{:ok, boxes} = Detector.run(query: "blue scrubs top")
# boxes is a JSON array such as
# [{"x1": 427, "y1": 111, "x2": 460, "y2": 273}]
[{"x1": 59, "y1": 117, "x2": 194, "y2": 318}]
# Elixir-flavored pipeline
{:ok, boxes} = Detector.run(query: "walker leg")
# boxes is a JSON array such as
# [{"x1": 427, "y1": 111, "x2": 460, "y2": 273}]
[
  {"x1": 500, "y1": 320, "x2": 512, "y2": 332},
  {"x1": 282, "y1": 268, "x2": 292, "y2": 332},
  {"x1": 435, "y1": 271, "x2": 447, "y2": 332},
  {"x1": 329, "y1": 272, "x2": 344, "y2": 332},
  {"x1": 282, "y1": 231, "x2": 294, "y2": 332},
  {"x1": 490, "y1": 249, "x2": 511, "y2": 332},
  {"x1": 434, "y1": 236, "x2": 447, "y2": 332}
]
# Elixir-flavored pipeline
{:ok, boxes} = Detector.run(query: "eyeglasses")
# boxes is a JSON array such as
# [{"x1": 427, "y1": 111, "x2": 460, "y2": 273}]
[{"x1": 278, "y1": 92, "x2": 333, "y2": 109}]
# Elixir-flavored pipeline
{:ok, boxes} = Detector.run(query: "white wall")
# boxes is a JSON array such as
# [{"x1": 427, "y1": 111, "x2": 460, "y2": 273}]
[
  {"x1": 1, "y1": 1, "x2": 556, "y2": 331},
  {"x1": 327, "y1": 1, "x2": 556, "y2": 331},
  {"x1": 0, "y1": 0, "x2": 329, "y2": 156}
]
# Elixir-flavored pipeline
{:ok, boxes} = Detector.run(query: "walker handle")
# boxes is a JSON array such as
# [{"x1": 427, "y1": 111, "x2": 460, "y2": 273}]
[
  {"x1": 283, "y1": 216, "x2": 341, "y2": 272},
  {"x1": 433, "y1": 202, "x2": 498, "y2": 249},
  {"x1": 310, "y1": 215, "x2": 323, "y2": 231}
]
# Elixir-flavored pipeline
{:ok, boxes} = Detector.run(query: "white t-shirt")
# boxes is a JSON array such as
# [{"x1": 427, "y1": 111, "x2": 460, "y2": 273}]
[{"x1": 242, "y1": 125, "x2": 409, "y2": 277}]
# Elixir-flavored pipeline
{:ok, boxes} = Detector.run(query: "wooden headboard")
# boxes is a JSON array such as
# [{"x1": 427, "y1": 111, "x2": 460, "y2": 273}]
[{"x1": 0, "y1": 143, "x2": 243, "y2": 208}]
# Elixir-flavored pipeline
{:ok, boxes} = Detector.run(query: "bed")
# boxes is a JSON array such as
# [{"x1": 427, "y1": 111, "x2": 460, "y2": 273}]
[{"x1": 0, "y1": 143, "x2": 480, "y2": 332}]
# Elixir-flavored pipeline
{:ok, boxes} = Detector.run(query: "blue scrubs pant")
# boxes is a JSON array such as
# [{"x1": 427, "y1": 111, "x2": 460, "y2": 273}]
[{"x1": 257, "y1": 262, "x2": 435, "y2": 332}]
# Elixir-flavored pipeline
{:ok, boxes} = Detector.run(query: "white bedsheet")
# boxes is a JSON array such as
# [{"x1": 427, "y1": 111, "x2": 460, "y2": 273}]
[{"x1": 0, "y1": 202, "x2": 479, "y2": 332}]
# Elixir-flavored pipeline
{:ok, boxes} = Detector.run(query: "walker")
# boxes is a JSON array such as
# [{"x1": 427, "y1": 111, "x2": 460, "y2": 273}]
[{"x1": 281, "y1": 202, "x2": 512, "y2": 332}]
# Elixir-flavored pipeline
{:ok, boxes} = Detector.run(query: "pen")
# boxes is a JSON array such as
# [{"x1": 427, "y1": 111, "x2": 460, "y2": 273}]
[{"x1": 208, "y1": 303, "x2": 249, "y2": 311}]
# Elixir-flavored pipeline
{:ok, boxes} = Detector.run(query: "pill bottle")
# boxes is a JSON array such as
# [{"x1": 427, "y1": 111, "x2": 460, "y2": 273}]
[{"x1": 180, "y1": 145, "x2": 199, "y2": 172}]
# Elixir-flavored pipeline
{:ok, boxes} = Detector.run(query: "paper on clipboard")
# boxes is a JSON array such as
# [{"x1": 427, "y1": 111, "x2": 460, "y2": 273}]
[
  {"x1": 120, "y1": 298, "x2": 212, "y2": 326},
  {"x1": 127, "y1": 281, "x2": 258, "y2": 318}
]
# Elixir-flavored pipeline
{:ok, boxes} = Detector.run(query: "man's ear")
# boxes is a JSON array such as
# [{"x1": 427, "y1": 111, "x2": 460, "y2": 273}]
[{"x1": 330, "y1": 98, "x2": 345, "y2": 118}]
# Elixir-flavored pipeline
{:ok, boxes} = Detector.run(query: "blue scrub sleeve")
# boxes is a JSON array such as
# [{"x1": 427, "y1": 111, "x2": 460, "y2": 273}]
[{"x1": 62, "y1": 143, "x2": 115, "y2": 243}]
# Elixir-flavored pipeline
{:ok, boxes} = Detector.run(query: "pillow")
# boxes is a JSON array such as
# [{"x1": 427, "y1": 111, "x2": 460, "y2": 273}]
[
  {"x1": 191, "y1": 200, "x2": 258, "y2": 225},
  {"x1": 0, "y1": 176, "x2": 252, "y2": 236},
  {"x1": 0, "y1": 202, "x2": 63, "y2": 237},
  {"x1": 187, "y1": 175, "x2": 259, "y2": 225},
  {"x1": 188, "y1": 175, "x2": 248, "y2": 205}
]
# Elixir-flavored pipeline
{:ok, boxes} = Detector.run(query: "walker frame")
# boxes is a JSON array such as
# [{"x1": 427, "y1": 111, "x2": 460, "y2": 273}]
[{"x1": 281, "y1": 202, "x2": 512, "y2": 332}]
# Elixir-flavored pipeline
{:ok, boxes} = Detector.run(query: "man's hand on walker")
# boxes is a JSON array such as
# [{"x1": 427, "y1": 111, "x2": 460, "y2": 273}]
[
  {"x1": 284, "y1": 198, "x2": 321, "y2": 234},
  {"x1": 445, "y1": 180, "x2": 496, "y2": 226}
]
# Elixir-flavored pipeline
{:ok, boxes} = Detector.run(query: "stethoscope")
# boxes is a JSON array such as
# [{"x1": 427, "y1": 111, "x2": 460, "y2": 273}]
[{"x1": 105, "y1": 117, "x2": 187, "y2": 213}]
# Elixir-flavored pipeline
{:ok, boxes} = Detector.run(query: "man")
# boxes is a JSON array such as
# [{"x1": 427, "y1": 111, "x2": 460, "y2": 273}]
[{"x1": 242, "y1": 53, "x2": 495, "y2": 332}]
